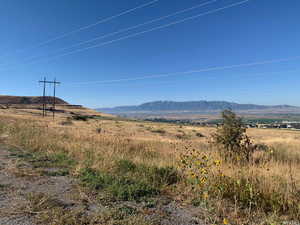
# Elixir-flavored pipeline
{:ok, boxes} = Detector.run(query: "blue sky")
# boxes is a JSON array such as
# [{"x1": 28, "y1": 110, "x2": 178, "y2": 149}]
[{"x1": 1, "y1": 0, "x2": 300, "y2": 108}]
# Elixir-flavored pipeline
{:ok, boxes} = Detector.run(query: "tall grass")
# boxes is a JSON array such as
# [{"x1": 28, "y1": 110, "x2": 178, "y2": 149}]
[
  {"x1": 0, "y1": 117, "x2": 179, "y2": 202},
  {"x1": 1, "y1": 115, "x2": 300, "y2": 223}
]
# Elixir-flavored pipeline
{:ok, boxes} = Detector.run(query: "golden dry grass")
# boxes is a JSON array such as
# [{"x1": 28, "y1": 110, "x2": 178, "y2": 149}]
[{"x1": 0, "y1": 108, "x2": 299, "y2": 224}]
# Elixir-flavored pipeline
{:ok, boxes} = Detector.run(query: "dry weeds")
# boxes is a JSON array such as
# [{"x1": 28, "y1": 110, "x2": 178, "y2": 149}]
[{"x1": 0, "y1": 108, "x2": 299, "y2": 224}]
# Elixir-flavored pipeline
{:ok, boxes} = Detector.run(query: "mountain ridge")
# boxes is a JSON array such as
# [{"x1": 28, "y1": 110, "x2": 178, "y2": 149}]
[{"x1": 97, "y1": 100, "x2": 299, "y2": 113}]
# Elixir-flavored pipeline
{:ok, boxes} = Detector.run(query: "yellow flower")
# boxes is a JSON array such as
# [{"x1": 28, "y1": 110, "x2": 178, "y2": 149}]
[
  {"x1": 219, "y1": 173, "x2": 225, "y2": 177},
  {"x1": 202, "y1": 155, "x2": 208, "y2": 160},
  {"x1": 201, "y1": 168, "x2": 207, "y2": 174},
  {"x1": 214, "y1": 160, "x2": 221, "y2": 166},
  {"x1": 223, "y1": 218, "x2": 229, "y2": 225},
  {"x1": 200, "y1": 177, "x2": 207, "y2": 184},
  {"x1": 203, "y1": 192, "x2": 209, "y2": 199}
]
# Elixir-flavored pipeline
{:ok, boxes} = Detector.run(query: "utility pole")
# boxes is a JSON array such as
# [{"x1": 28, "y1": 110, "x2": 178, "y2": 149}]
[
  {"x1": 52, "y1": 78, "x2": 61, "y2": 119},
  {"x1": 39, "y1": 77, "x2": 47, "y2": 117},
  {"x1": 39, "y1": 78, "x2": 61, "y2": 118}
]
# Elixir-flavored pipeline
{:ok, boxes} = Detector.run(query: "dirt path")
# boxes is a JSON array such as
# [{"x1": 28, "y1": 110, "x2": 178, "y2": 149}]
[
  {"x1": 0, "y1": 146, "x2": 91, "y2": 225},
  {"x1": 0, "y1": 146, "x2": 205, "y2": 225}
]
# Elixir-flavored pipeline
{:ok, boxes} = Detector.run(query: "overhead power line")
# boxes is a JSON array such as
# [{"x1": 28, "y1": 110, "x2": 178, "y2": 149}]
[
  {"x1": 0, "y1": 0, "x2": 159, "y2": 61},
  {"x1": 30, "y1": 0, "x2": 217, "y2": 57},
  {"x1": 33, "y1": 0, "x2": 251, "y2": 63},
  {"x1": 65, "y1": 56, "x2": 300, "y2": 86},
  {"x1": 67, "y1": 69, "x2": 300, "y2": 89},
  {"x1": 0, "y1": 0, "x2": 250, "y2": 71}
]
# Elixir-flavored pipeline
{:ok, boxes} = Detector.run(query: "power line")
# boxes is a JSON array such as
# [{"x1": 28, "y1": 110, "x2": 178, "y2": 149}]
[
  {"x1": 0, "y1": 0, "x2": 250, "y2": 70},
  {"x1": 45, "y1": 0, "x2": 250, "y2": 61},
  {"x1": 25, "y1": 0, "x2": 217, "y2": 60},
  {"x1": 65, "y1": 56, "x2": 300, "y2": 86},
  {"x1": 0, "y1": 0, "x2": 159, "y2": 61},
  {"x1": 65, "y1": 69, "x2": 300, "y2": 90}
]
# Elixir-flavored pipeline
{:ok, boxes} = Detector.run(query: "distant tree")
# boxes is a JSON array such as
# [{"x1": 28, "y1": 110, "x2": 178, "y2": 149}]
[{"x1": 211, "y1": 109, "x2": 256, "y2": 162}]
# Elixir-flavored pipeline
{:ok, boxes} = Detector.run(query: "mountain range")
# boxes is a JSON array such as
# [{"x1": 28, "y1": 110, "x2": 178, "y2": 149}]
[{"x1": 97, "y1": 101, "x2": 300, "y2": 117}]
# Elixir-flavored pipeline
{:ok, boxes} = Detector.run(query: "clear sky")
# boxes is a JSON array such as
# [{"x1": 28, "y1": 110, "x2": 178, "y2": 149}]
[{"x1": 1, "y1": 0, "x2": 300, "y2": 108}]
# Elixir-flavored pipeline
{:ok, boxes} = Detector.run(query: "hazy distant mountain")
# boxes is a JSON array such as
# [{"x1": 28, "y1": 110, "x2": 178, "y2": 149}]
[{"x1": 97, "y1": 100, "x2": 299, "y2": 114}]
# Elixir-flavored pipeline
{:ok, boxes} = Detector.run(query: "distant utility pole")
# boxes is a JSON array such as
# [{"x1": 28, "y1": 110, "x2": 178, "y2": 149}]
[
  {"x1": 52, "y1": 78, "x2": 61, "y2": 119},
  {"x1": 38, "y1": 78, "x2": 61, "y2": 118}
]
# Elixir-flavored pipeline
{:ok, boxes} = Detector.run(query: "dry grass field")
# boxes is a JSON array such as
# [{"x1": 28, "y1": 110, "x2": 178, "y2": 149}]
[{"x1": 0, "y1": 107, "x2": 300, "y2": 225}]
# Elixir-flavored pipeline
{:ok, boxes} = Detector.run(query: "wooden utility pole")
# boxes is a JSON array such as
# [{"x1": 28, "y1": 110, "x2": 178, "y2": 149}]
[
  {"x1": 52, "y1": 78, "x2": 61, "y2": 119},
  {"x1": 39, "y1": 78, "x2": 61, "y2": 118},
  {"x1": 39, "y1": 77, "x2": 47, "y2": 117}
]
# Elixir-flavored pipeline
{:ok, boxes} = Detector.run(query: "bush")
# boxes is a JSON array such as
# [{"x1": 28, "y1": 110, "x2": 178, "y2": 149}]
[
  {"x1": 211, "y1": 109, "x2": 257, "y2": 162},
  {"x1": 151, "y1": 129, "x2": 166, "y2": 135},
  {"x1": 116, "y1": 159, "x2": 137, "y2": 173},
  {"x1": 146, "y1": 166, "x2": 179, "y2": 186},
  {"x1": 175, "y1": 133, "x2": 191, "y2": 140},
  {"x1": 116, "y1": 160, "x2": 179, "y2": 186},
  {"x1": 79, "y1": 159, "x2": 179, "y2": 201},
  {"x1": 196, "y1": 132, "x2": 205, "y2": 138},
  {"x1": 78, "y1": 168, "x2": 159, "y2": 201},
  {"x1": 72, "y1": 115, "x2": 89, "y2": 121}
]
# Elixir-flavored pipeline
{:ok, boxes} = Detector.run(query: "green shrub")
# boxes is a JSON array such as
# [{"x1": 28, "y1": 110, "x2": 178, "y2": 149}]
[
  {"x1": 147, "y1": 166, "x2": 179, "y2": 186},
  {"x1": 79, "y1": 167, "x2": 110, "y2": 190},
  {"x1": 79, "y1": 160, "x2": 179, "y2": 201},
  {"x1": 79, "y1": 168, "x2": 159, "y2": 201},
  {"x1": 107, "y1": 178, "x2": 158, "y2": 201},
  {"x1": 115, "y1": 159, "x2": 179, "y2": 186},
  {"x1": 72, "y1": 115, "x2": 89, "y2": 121},
  {"x1": 116, "y1": 159, "x2": 137, "y2": 173},
  {"x1": 211, "y1": 109, "x2": 257, "y2": 162}
]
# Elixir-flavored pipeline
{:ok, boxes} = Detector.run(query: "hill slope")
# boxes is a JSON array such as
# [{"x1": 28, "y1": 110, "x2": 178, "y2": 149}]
[{"x1": 0, "y1": 95, "x2": 68, "y2": 105}]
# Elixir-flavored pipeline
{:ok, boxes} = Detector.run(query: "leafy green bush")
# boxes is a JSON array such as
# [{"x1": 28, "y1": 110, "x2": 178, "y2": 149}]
[{"x1": 211, "y1": 109, "x2": 257, "y2": 162}]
